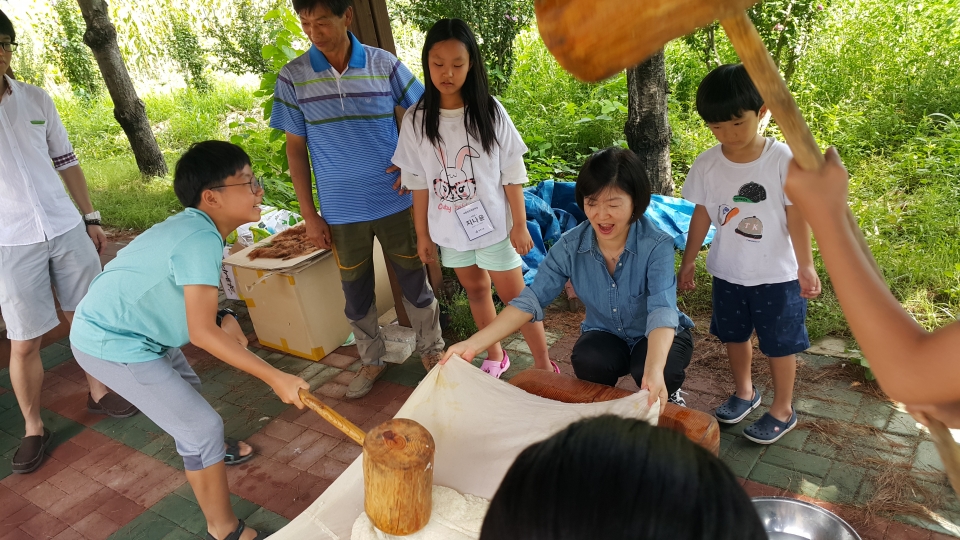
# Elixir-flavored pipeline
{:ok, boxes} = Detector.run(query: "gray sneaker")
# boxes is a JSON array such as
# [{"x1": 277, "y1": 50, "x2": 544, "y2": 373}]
[
  {"x1": 421, "y1": 351, "x2": 443, "y2": 372},
  {"x1": 345, "y1": 364, "x2": 387, "y2": 399}
]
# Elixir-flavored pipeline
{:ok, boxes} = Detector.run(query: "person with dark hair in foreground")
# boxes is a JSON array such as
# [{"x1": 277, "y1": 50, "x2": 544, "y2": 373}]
[
  {"x1": 480, "y1": 415, "x2": 767, "y2": 540},
  {"x1": 443, "y1": 147, "x2": 694, "y2": 408},
  {"x1": 70, "y1": 141, "x2": 309, "y2": 540}
]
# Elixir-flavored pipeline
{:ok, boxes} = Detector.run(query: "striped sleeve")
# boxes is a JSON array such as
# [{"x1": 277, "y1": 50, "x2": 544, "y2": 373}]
[
  {"x1": 40, "y1": 90, "x2": 80, "y2": 171},
  {"x1": 270, "y1": 68, "x2": 307, "y2": 137},
  {"x1": 389, "y1": 59, "x2": 424, "y2": 109}
]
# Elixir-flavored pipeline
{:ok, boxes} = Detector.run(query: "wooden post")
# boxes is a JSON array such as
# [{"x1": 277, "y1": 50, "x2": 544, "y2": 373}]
[{"x1": 363, "y1": 418, "x2": 435, "y2": 535}]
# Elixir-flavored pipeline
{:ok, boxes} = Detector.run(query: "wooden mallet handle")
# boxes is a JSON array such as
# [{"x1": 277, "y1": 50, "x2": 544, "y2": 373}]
[
  {"x1": 719, "y1": 11, "x2": 882, "y2": 280},
  {"x1": 298, "y1": 388, "x2": 366, "y2": 446},
  {"x1": 720, "y1": 11, "x2": 960, "y2": 496}
]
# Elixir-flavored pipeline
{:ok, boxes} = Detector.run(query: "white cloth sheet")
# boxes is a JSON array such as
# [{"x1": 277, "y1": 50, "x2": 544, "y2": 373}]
[{"x1": 270, "y1": 357, "x2": 658, "y2": 539}]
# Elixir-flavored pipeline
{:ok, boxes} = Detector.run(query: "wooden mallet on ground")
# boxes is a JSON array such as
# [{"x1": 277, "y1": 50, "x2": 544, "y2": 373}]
[
  {"x1": 534, "y1": 0, "x2": 960, "y2": 497},
  {"x1": 298, "y1": 389, "x2": 434, "y2": 535}
]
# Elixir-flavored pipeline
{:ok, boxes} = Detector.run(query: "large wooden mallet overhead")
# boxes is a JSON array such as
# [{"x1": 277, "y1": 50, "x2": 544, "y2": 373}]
[
  {"x1": 535, "y1": 0, "x2": 960, "y2": 497},
  {"x1": 298, "y1": 389, "x2": 435, "y2": 535}
]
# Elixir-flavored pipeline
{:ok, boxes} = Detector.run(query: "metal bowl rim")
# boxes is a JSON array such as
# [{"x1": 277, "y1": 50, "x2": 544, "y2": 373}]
[{"x1": 751, "y1": 496, "x2": 862, "y2": 539}]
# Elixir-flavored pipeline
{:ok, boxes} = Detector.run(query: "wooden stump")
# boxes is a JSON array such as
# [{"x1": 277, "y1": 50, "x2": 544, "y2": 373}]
[{"x1": 363, "y1": 418, "x2": 435, "y2": 535}]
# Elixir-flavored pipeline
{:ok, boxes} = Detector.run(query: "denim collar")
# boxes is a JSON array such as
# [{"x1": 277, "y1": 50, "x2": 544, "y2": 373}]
[
  {"x1": 576, "y1": 220, "x2": 640, "y2": 258},
  {"x1": 309, "y1": 31, "x2": 366, "y2": 72}
]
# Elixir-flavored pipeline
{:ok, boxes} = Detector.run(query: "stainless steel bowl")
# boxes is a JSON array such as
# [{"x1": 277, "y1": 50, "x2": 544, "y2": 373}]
[{"x1": 752, "y1": 497, "x2": 862, "y2": 540}]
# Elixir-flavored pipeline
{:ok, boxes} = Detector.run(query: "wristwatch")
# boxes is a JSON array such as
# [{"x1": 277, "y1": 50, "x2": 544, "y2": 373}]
[
  {"x1": 83, "y1": 210, "x2": 101, "y2": 226},
  {"x1": 217, "y1": 308, "x2": 238, "y2": 327}
]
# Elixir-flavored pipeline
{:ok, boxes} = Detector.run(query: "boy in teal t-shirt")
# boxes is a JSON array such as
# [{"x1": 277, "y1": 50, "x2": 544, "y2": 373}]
[{"x1": 71, "y1": 141, "x2": 308, "y2": 540}]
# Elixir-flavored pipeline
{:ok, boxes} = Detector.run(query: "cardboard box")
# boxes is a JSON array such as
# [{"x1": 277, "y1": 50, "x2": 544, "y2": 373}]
[{"x1": 223, "y1": 233, "x2": 395, "y2": 361}]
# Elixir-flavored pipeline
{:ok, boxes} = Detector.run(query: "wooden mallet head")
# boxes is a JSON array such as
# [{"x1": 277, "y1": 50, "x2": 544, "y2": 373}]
[{"x1": 535, "y1": 0, "x2": 758, "y2": 83}]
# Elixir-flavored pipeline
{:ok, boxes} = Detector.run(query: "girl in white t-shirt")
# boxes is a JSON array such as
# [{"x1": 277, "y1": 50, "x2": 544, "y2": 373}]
[{"x1": 392, "y1": 18, "x2": 554, "y2": 378}]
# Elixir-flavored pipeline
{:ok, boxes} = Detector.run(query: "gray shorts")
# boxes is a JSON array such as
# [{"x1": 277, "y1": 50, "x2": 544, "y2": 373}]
[
  {"x1": 0, "y1": 222, "x2": 101, "y2": 341},
  {"x1": 72, "y1": 346, "x2": 226, "y2": 471}
]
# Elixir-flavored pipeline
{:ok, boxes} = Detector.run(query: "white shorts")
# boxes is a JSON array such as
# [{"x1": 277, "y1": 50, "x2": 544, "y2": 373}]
[{"x1": 0, "y1": 222, "x2": 101, "y2": 340}]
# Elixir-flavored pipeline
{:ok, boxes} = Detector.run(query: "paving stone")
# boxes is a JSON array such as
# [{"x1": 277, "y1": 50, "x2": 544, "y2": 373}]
[
  {"x1": 748, "y1": 461, "x2": 822, "y2": 497},
  {"x1": 914, "y1": 440, "x2": 946, "y2": 474},
  {"x1": 19, "y1": 510, "x2": 70, "y2": 539},
  {"x1": 381, "y1": 367, "x2": 425, "y2": 388},
  {"x1": 109, "y1": 510, "x2": 179, "y2": 539},
  {"x1": 505, "y1": 339, "x2": 532, "y2": 355},
  {"x1": 795, "y1": 397, "x2": 858, "y2": 422},
  {"x1": 760, "y1": 446, "x2": 833, "y2": 478},
  {"x1": 720, "y1": 437, "x2": 764, "y2": 478},
  {"x1": 818, "y1": 463, "x2": 867, "y2": 504},
  {"x1": 296, "y1": 362, "x2": 335, "y2": 382},
  {"x1": 777, "y1": 428, "x2": 810, "y2": 451},
  {"x1": 855, "y1": 400, "x2": 894, "y2": 430},
  {"x1": 151, "y1": 493, "x2": 207, "y2": 535},
  {"x1": 887, "y1": 410, "x2": 922, "y2": 436},
  {"x1": 305, "y1": 365, "x2": 341, "y2": 390},
  {"x1": 159, "y1": 528, "x2": 203, "y2": 540},
  {"x1": 244, "y1": 506, "x2": 291, "y2": 536}
]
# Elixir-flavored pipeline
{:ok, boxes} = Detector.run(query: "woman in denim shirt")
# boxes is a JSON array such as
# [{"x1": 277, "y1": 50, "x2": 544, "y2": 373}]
[{"x1": 443, "y1": 147, "x2": 695, "y2": 407}]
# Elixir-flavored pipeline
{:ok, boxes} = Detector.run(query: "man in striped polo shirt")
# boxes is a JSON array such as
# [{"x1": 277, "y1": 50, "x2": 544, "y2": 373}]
[{"x1": 272, "y1": 0, "x2": 443, "y2": 399}]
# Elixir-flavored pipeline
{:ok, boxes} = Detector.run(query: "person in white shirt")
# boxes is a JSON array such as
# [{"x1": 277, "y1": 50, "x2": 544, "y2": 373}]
[
  {"x1": 392, "y1": 19, "x2": 553, "y2": 378},
  {"x1": 0, "y1": 10, "x2": 137, "y2": 475}
]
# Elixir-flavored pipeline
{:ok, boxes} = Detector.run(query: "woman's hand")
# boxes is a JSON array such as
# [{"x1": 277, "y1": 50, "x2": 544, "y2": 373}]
[
  {"x1": 269, "y1": 371, "x2": 311, "y2": 409},
  {"x1": 417, "y1": 234, "x2": 437, "y2": 264},
  {"x1": 510, "y1": 224, "x2": 534, "y2": 256},
  {"x1": 220, "y1": 315, "x2": 248, "y2": 348},
  {"x1": 441, "y1": 340, "x2": 483, "y2": 364},
  {"x1": 640, "y1": 369, "x2": 668, "y2": 409}
]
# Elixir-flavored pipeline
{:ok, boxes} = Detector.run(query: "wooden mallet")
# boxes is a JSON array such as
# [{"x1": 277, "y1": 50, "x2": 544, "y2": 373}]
[
  {"x1": 534, "y1": 0, "x2": 960, "y2": 497},
  {"x1": 298, "y1": 389, "x2": 435, "y2": 535}
]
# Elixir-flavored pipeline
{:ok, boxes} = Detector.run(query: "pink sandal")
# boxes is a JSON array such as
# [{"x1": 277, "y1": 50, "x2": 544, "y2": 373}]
[
  {"x1": 481, "y1": 352, "x2": 511, "y2": 379},
  {"x1": 550, "y1": 360, "x2": 561, "y2": 373}
]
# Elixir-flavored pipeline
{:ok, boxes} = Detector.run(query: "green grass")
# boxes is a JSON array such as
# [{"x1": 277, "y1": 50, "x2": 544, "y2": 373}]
[
  {"x1": 52, "y1": 0, "x2": 959, "y2": 336},
  {"x1": 83, "y1": 157, "x2": 183, "y2": 230}
]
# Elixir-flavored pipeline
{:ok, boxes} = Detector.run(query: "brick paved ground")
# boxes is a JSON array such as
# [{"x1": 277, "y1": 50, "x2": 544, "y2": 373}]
[{"x1": 0, "y1": 242, "x2": 957, "y2": 539}]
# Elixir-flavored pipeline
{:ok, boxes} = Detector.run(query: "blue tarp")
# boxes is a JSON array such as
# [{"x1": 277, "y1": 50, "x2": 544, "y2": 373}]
[{"x1": 520, "y1": 181, "x2": 715, "y2": 284}]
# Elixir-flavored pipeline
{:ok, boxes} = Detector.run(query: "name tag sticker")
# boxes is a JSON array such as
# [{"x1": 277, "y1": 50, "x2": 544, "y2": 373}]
[{"x1": 456, "y1": 200, "x2": 495, "y2": 241}]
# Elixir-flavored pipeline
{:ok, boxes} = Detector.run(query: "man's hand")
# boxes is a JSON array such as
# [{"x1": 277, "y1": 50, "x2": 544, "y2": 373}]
[
  {"x1": 388, "y1": 165, "x2": 409, "y2": 196},
  {"x1": 640, "y1": 369, "x2": 668, "y2": 409},
  {"x1": 798, "y1": 264, "x2": 822, "y2": 299},
  {"x1": 417, "y1": 234, "x2": 437, "y2": 264},
  {"x1": 509, "y1": 224, "x2": 534, "y2": 256},
  {"x1": 220, "y1": 315, "x2": 248, "y2": 348},
  {"x1": 304, "y1": 213, "x2": 332, "y2": 250},
  {"x1": 86, "y1": 224, "x2": 107, "y2": 255},
  {"x1": 441, "y1": 340, "x2": 482, "y2": 364},
  {"x1": 678, "y1": 262, "x2": 696, "y2": 291},
  {"x1": 268, "y1": 370, "x2": 311, "y2": 409}
]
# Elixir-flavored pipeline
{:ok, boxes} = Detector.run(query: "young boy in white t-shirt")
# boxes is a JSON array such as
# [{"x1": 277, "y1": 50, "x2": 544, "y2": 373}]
[{"x1": 678, "y1": 64, "x2": 821, "y2": 445}]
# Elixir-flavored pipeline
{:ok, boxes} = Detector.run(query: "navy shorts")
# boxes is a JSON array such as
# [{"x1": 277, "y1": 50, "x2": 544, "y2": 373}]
[{"x1": 709, "y1": 277, "x2": 809, "y2": 357}]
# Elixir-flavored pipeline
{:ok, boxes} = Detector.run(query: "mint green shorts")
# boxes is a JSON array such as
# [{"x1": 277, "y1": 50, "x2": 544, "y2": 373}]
[{"x1": 439, "y1": 238, "x2": 523, "y2": 272}]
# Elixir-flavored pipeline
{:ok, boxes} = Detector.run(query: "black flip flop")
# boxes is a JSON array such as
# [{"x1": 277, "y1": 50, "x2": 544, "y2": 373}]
[
  {"x1": 12, "y1": 428, "x2": 51, "y2": 474},
  {"x1": 205, "y1": 518, "x2": 271, "y2": 540},
  {"x1": 224, "y1": 438, "x2": 254, "y2": 466}
]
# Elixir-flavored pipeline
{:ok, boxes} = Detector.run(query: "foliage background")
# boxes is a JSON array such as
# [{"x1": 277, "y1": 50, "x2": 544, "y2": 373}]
[{"x1": 2, "y1": 0, "x2": 958, "y2": 337}]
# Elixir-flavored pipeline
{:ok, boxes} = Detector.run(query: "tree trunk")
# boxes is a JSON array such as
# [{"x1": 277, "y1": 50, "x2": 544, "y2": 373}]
[
  {"x1": 77, "y1": 0, "x2": 167, "y2": 177},
  {"x1": 625, "y1": 50, "x2": 673, "y2": 196}
]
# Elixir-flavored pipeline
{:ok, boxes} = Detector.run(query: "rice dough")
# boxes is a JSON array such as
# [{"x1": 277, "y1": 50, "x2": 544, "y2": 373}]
[{"x1": 351, "y1": 485, "x2": 490, "y2": 540}]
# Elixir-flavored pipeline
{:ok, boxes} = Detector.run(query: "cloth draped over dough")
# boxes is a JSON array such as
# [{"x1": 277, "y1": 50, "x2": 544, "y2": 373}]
[{"x1": 270, "y1": 357, "x2": 659, "y2": 539}]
